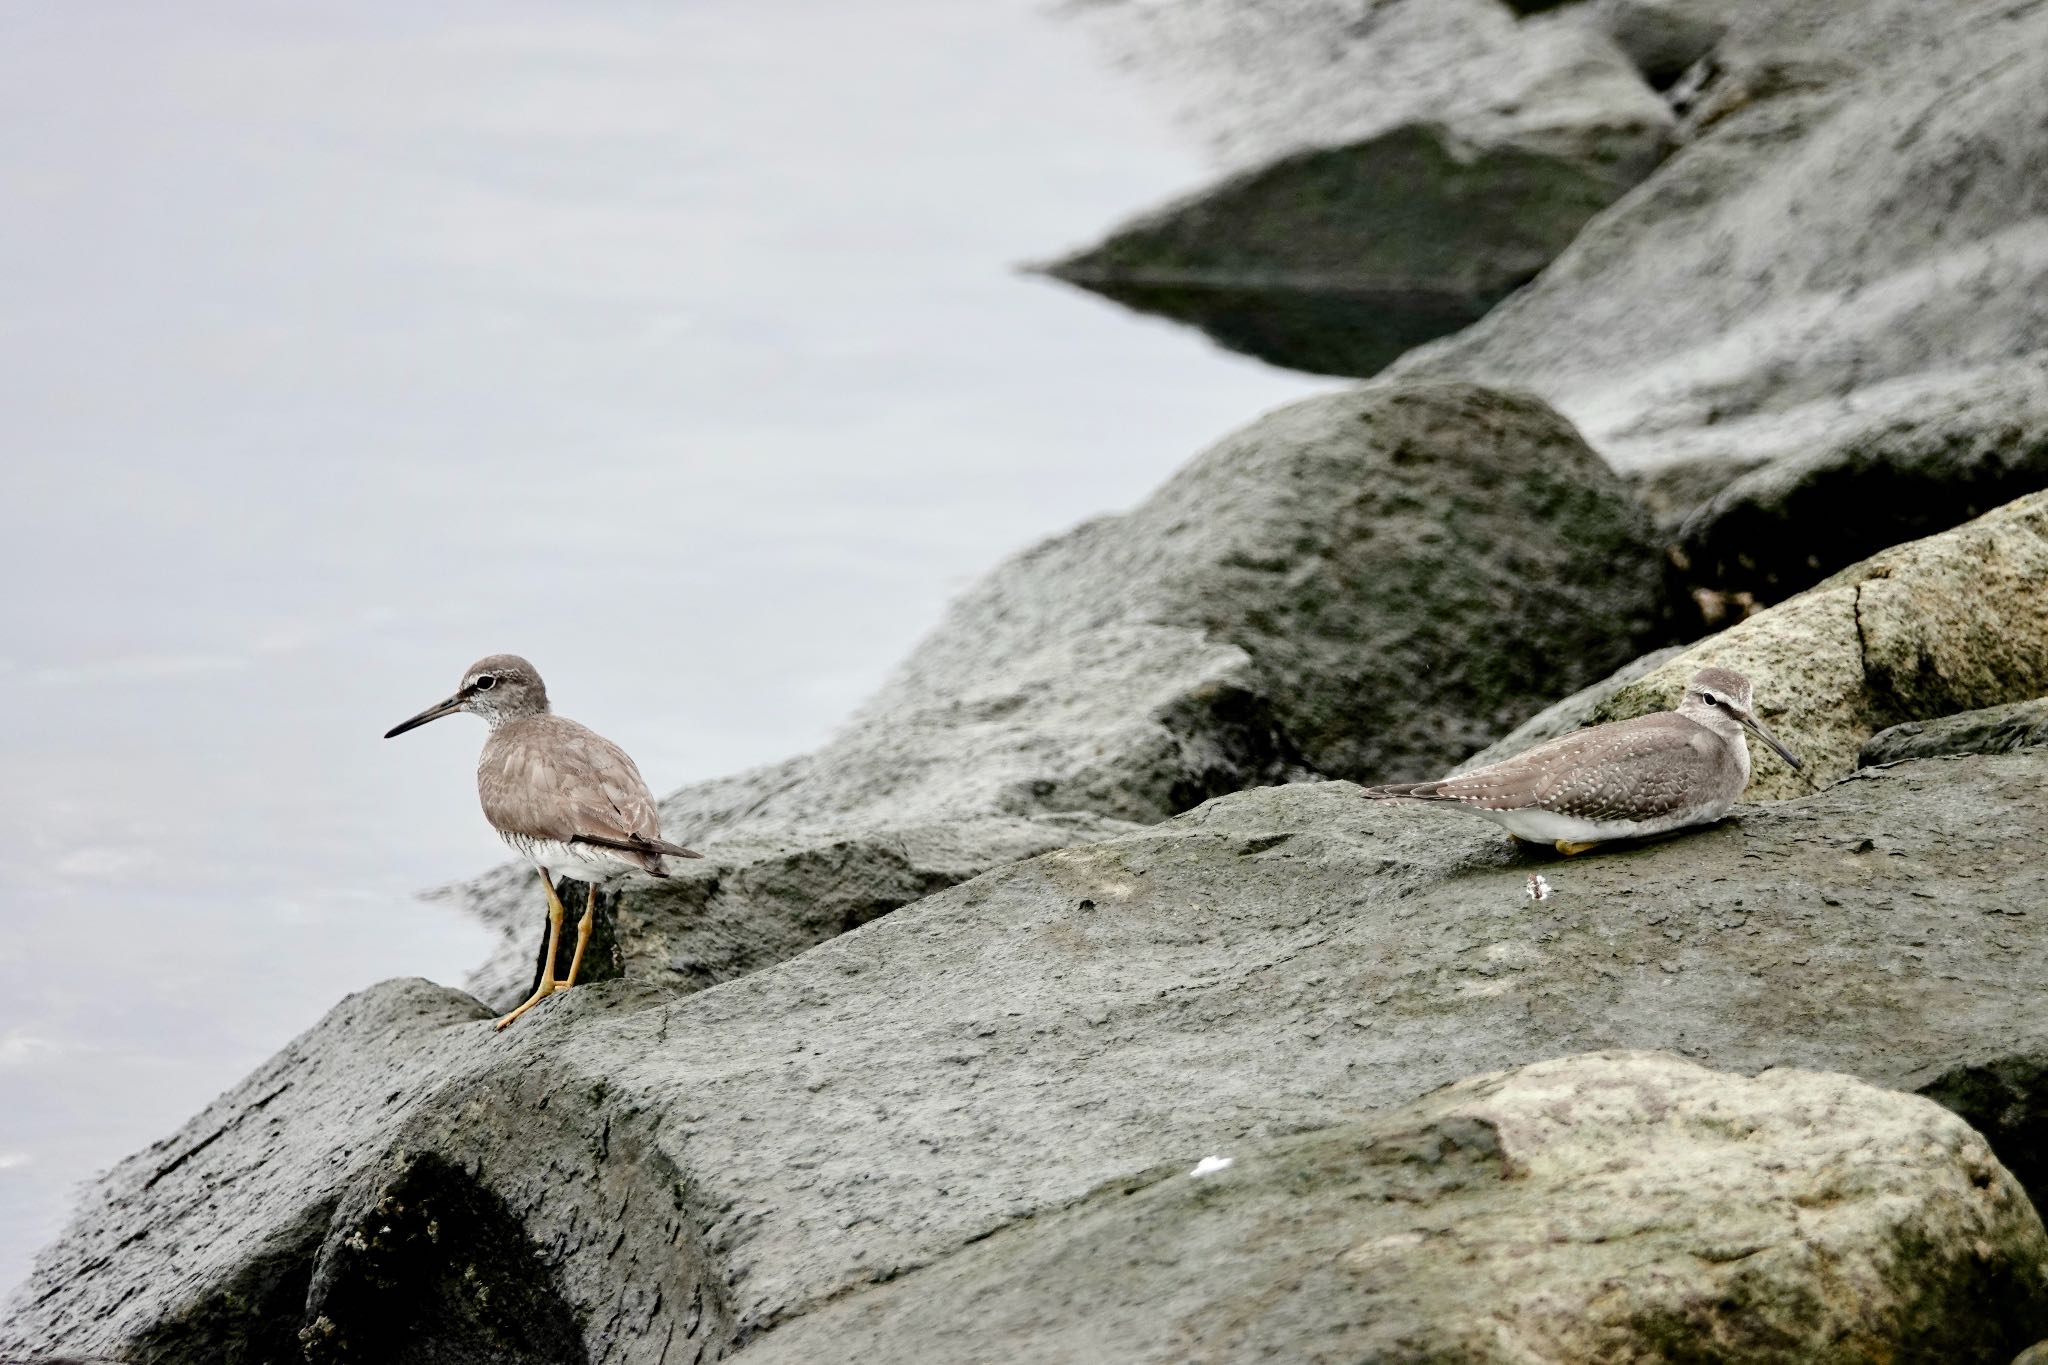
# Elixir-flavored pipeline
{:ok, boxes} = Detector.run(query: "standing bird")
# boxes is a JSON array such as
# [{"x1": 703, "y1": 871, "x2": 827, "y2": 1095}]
[
  {"x1": 384, "y1": 654, "x2": 702, "y2": 1028},
  {"x1": 1357, "y1": 667, "x2": 1802, "y2": 855}
]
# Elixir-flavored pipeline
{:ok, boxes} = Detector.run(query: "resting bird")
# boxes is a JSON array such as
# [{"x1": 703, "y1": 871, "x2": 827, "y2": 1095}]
[
  {"x1": 384, "y1": 653, "x2": 702, "y2": 1028},
  {"x1": 1358, "y1": 667, "x2": 1802, "y2": 855}
]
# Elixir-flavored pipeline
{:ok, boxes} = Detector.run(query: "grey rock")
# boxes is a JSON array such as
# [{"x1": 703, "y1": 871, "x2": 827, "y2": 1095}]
[
  {"x1": 2017, "y1": 1341, "x2": 2048, "y2": 1365},
  {"x1": 1677, "y1": 365, "x2": 2048, "y2": 604},
  {"x1": 1632, "y1": 450, "x2": 1773, "y2": 539},
  {"x1": 447, "y1": 382, "x2": 1664, "y2": 1006},
  {"x1": 746, "y1": 1053, "x2": 2048, "y2": 1365},
  {"x1": 1045, "y1": 1, "x2": 1672, "y2": 374},
  {"x1": 12, "y1": 749, "x2": 2048, "y2": 1362},
  {"x1": 1396, "y1": 1, "x2": 2048, "y2": 498},
  {"x1": 1861, "y1": 697, "x2": 2048, "y2": 769},
  {"x1": 1450, "y1": 642, "x2": 1687, "y2": 774},
  {"x1": 1039, "y1": 122, "x2": 1658, "y2": 378}
]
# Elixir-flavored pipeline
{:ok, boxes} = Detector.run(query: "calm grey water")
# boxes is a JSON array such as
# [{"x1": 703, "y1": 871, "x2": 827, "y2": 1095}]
[{"x1": 0, "y1": 2, "x2": 1330, "y2": 1291}]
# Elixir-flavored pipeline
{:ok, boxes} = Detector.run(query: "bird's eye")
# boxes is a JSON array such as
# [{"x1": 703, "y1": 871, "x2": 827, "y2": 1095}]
[
  {"x1": 474, "y1": 675, "x2": 497, "y2": 691},
  {"x1": 1701, "y1": 692, "x2": 1719, "y2": 707}
]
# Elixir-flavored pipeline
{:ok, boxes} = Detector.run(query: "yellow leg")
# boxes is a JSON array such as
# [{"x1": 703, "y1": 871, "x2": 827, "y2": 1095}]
[
  {"x1": 1554, "y1": 839, "x2": 1603, "y2": 856},
  {"x1": 495, "y1": 872, "x2": 570, "y2": 1030},
  {"x1": 562, "y1": 884, "x2": 599, "y2": 989}
]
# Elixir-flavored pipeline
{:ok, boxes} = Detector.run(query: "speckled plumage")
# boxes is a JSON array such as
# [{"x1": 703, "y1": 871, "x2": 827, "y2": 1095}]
[
  {"x1": 480, "y1": 713, "x2": 674, "y2": 880},
  {"x1": 1358, "y1": 668, "x2": 1801, "y2": 850}
]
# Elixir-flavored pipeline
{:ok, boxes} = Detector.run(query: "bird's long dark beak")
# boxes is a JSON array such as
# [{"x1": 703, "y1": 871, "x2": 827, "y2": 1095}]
[
  {"x1": 384, "y1": 693, "x2": 465, "y2": 739},
  {"x1": 1736, "y1": 708, "x2": 1802, "y2": 770}
]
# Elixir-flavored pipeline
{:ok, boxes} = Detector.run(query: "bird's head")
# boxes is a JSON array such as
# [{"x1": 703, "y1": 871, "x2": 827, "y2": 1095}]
[
  {"x1": 384, "y1": 653, "x2": 550, "y2": 737},
  {"x1": 1679, "y1": 666, "x2": 1801, "y2": 770}
]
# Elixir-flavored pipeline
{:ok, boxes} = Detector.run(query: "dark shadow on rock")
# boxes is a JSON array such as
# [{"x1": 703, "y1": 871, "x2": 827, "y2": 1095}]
[
  {"x1": 125, "y1": 1197, "x2": 335, "y2": 1365},
  {"x1": 1044, "y1": 272, "x2": 1505, "y2": 380},
  {"x1": 1677, "y1": 388, "x2": 2048, "y2": 606},
  {"x1": 1919, "y1": 1053, "x2": 2048, "y2": 1215},
  {"x1": 299, "y1": 1150, "x2": 586, "y2": 1365}
]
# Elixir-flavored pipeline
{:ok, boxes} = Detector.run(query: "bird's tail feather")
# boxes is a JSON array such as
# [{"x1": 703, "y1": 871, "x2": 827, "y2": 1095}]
[
  {"x1": 571, "y1": 832, "x2": 707, "y2": 860},
  {"x1": 1357, "y1": 782, "x2": 1454, "y2": 802}
]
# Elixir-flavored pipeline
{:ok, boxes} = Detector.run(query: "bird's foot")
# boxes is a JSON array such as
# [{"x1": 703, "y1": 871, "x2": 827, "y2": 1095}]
[
  {"x1": 1554, "y1": 839, "x2": 1603, "y2": 857},
  {"x1": 493, "y1": 976, "x2": 566, "y2": 1031}
]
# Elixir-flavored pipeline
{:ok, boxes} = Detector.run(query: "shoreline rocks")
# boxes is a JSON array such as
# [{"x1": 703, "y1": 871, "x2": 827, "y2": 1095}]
[
  {"x1": 447, "y1": 382, "x2": 1664, "y2": 1007},
  {"x1": 1044, "y1": 0, "x2": 1672, "y2": 374},
  {"x1": 11, "y1": 749, "x2": 2048, "y2": 1360},
  {"x1": 14, "y1": 4, "x2": 2048, "y2": 1358},
  {"x1": 746, "y1": 1052, "x2": 2048, "y2": 1364},
  {"x1": 1392, "y1": 1, "x2": 2048, "y2": 508}
]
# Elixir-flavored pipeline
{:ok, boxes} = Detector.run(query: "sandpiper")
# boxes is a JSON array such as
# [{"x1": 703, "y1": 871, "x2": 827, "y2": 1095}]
[
  {"x1": 384, "y1": 653, "x2": 702, "y2": 1028},
  {"x1": 1357, "y1": 667, "x2": 1801, "y2": 855}
]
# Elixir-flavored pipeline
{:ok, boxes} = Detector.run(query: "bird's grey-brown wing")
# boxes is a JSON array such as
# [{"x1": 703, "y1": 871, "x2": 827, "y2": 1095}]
[
  {"x1": 1367, "y1": 714, "x2": 1724, "y2": 821},
  {"x1": 479, "y1": 716, "x2": 669, "y2": 851}
]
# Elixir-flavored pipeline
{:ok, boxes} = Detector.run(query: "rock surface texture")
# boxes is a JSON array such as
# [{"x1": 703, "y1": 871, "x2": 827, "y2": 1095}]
[
  {"x1": 1394, "y1": 2, "x2": 2048, "y2": 531},
  {"x1": 10, "y1": 751, "x2": 2048, "y2": 1362},
  {"x1": 446, "y1": 382, "x2": 1663, "y2": 1005},
  {"x1": 746, "y1": 1053, "x2": 2048, "y2": 1365},
  {"x1": 1860, "y1": 696, "x2": 2048, "y2": 770},
  {"x1": 1055, "y1": 0, "x2": 1672, "y2": 179},
  {"x1": 1056, "y1": 1, "x2": 2048, "y2": 584},
  {"x1": 1673, "y1": 366, "x2": 2048, "y2": 605}
]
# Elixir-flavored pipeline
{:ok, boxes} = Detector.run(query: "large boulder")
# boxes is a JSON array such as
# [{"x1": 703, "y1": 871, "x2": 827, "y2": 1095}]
[
  {"x1": 11, "y1": 749, "x2": 2048, "y2": 1362},
  {"x1": 1043, "y1": 1, "x2": 1672, "y2": 374},
  {"x1": 1450, "y1": 642, "x2": 1686, "y2": 775},
  {"x1": 1675, "y1": 364, "x2": 2048, "y2": 605},
  {"x1": 1038, "y1": 115, "x2": 1666, "y2": 378},
  {"x1": 1582, "y1": 491, "x2": 2048, "y2": 797},
  {"x1": 1395, "y1": 0, "x2": 2048, "y2": 547},
  {"x1": 447, "y1": 382, "x2": 1665, "y2": 1005},
  {"x1": 746, "y1": 1053, "x2": 2048, "y2": 1365}
]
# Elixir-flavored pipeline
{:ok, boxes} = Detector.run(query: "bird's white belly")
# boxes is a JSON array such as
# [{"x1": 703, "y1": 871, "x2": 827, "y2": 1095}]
[
  {"x1": 500, "y1": 833, "x2": 641, "y2": 886},
  {"x1": 1472, "y1": 803, "x2": 1730, "y2": 844}
]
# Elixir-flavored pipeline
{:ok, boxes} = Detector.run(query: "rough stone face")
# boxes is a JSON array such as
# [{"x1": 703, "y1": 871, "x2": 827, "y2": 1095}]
[
  {"x1": 1045, "y1": 0, "x2": 1672, "y2": 374},
  {"x1": 1395, "y1": 0, "x2": 2048, "y2": 513},
  {"x1": 1676, "y1": 365, "x2": 2048, "y2": 604},
  {"x1": 446, "y1": 382, "x2": 1664, "y2": 1005},
  {"x1": 1055, "y1": 0, "x2": 1671, "y2": 177},
  {"x1": 744, "y1": 1053, "x2": 2048, "y2": 1365},
  {"x1": 11, "y1": 751, "x2": 2048, "y2": 1363},
  {"x1": 1860, "y1": 696, "x2": 2048, "y2": 769},
  {"x1": 1589, "y1": 491, "x2": 2048, "y2": 797}
]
